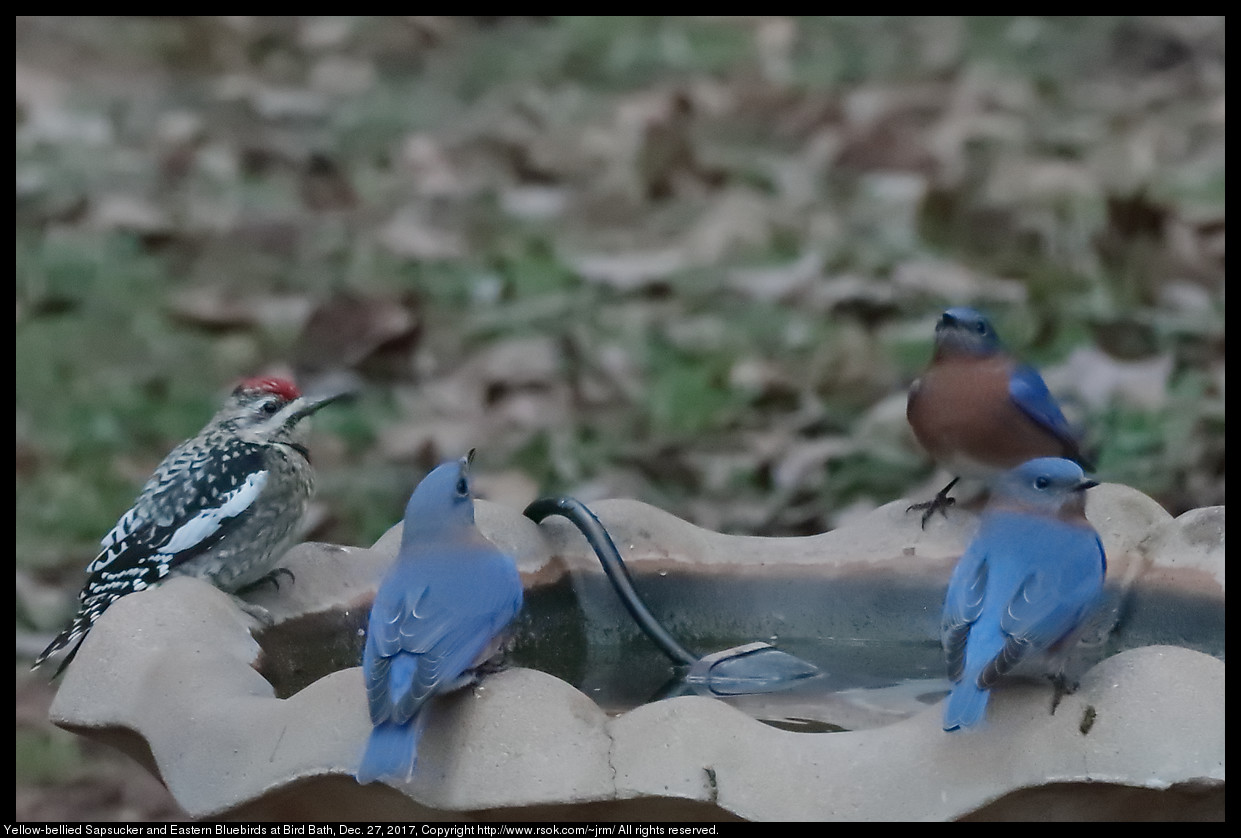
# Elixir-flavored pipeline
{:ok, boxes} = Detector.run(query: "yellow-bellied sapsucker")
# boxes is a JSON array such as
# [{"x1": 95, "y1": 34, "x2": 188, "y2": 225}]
[{"x1": 32, "y1": 376, "x2": 343, "y2": 676}]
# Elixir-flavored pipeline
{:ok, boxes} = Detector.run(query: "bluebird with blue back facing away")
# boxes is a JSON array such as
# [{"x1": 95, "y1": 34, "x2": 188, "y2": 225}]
[
  {"x1": 906, "y1": 307, "x2": 1092, "y2": 527},
  {"x1": 941, "y1": 457, "x2": 1105, "y2": 732},
  {"x1": 356, "y1": 452, "x2": 524, "y2": 785}
]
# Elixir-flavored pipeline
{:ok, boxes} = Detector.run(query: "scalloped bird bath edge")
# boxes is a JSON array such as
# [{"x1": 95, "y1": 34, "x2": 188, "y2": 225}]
[{"x1": 48, "y1": 483, "x2": 1225, "y2": 821}]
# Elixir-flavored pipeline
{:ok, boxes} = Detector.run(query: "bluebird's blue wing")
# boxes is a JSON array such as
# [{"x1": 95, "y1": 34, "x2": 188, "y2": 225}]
[
  {"x1": 1007, "y1": 364, "x2": 1086, "y2": 463},
  {"x1": 942, "y1": 545, "x2": 988, "y2": 683},
  {"x1": 941, "y1": 536, "x2": 995, "y2": 731},
  {"x1": 981, "y1": 523, "x2": 1105, "y2": 687},
  {"x1": 365, "y1": 552, "x2": 521, "y2": 724}
]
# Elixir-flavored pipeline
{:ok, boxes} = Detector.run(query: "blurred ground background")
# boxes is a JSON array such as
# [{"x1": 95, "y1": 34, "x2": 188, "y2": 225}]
[{"x1": 15, "y1": 16, "x2": 1224, "y2": 821}]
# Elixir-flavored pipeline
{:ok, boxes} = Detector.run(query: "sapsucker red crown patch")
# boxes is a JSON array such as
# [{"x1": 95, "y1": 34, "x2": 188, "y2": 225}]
[{"x1": 235, "y1": 377, "x2": 301, "y2": 402}]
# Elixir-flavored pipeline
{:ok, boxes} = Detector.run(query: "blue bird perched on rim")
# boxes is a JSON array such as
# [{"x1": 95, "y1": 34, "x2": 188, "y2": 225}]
[
  {"x1": 356, "y1": 451, "x2": 524, "y2": 785},
  {"x1": 906, "y1": 306, "x2": 1092, "y2": 527},
  {"x1": 941, "y1": 457, "x2": 1106, "y2": 732}
]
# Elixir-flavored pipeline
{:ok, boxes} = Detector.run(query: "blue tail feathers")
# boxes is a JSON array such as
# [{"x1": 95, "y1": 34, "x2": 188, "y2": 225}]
[
  {"x1": 943, "y1": 681, "x2": 990, "y2": 732},
  {"x1": 356, "y1": 717, "x2": 426, "y2": 785}
]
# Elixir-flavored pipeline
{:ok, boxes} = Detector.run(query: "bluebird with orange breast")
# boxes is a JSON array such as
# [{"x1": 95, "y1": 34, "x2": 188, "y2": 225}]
[
  {"x1": 941, "y1": 457, "x2": 1105, "y2": 731},
  {"x1": 906, "y1": 307, "x2": 1091, "y2": 526}
]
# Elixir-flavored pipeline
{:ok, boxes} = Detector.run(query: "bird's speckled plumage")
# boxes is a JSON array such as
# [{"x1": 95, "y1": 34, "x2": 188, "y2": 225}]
[{"x1": 33, "y1": 377, "x2": 339, "y2": 676}]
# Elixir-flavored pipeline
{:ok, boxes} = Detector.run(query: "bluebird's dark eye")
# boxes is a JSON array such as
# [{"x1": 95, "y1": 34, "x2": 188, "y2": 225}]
[
  {"x1": 975, "y1": 321, "x2": 988, "y2": 336},
  {"x1": 456, "y1": 477, "x2": 469, "y2": 497},
  {"x1": 1034, "y1": 476, "x2": 1051, "y2": 490}
]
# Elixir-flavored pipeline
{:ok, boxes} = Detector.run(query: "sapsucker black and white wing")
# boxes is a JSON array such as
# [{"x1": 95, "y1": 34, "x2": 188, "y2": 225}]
[
  {"x1": 90, "y1": 442, "x2": 272, "y2": 590},
  {"x1": 32, "y1": 441, "x2": 272, "y2": 675}
]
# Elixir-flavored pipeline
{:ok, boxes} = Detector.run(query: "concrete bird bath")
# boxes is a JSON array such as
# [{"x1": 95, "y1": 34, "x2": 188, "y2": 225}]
[{"x1": 47, "y1": 483, "x2": 1224, "y2": 820}]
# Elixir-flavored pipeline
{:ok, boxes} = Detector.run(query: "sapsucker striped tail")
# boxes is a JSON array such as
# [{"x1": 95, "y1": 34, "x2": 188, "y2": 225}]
[{"x1": 32, "y1": 376, "x2": 344, "y2": 677}]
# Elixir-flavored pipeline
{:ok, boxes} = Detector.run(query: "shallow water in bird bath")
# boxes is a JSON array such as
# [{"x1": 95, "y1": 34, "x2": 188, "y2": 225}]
[{"x1": 253, "y1": 569, "x2": 1224, "y2": 733}]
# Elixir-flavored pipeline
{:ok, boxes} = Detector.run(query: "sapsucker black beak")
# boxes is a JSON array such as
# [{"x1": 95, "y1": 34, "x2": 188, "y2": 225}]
[{"x1": 286, "y1": 387, "x2": 350, "y2": 424}]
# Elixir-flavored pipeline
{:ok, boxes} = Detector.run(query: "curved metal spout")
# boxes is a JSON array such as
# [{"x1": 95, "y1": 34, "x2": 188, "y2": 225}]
[{"x1": 523, "y1": 496, "x2": 821, "y2": 696}]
